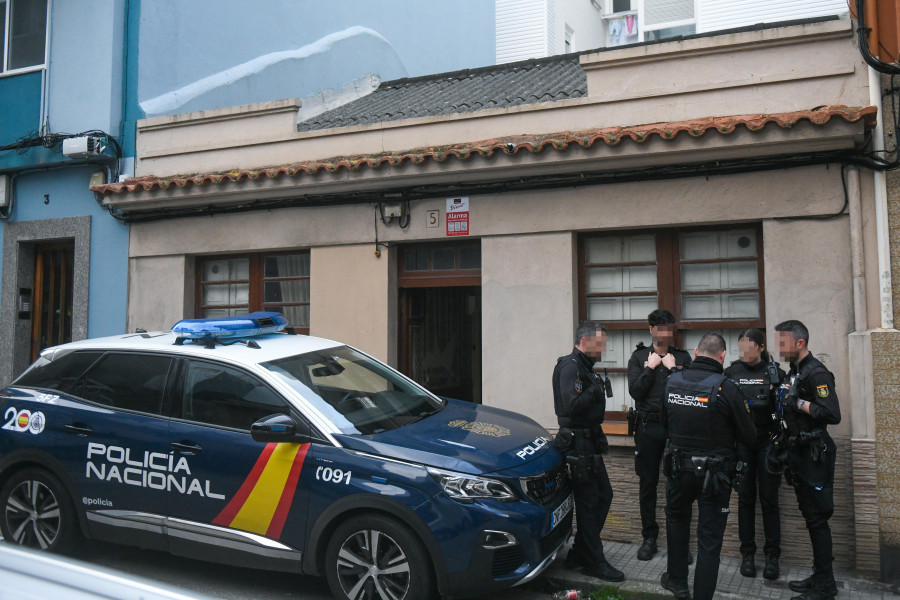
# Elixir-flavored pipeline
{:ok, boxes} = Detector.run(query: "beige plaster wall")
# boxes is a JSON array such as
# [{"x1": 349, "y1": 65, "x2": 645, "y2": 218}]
[
  {"x1": 127, "y1": 255, "x2": 193, "y2": 332},
  {"x1": 762, "y1": 217, "x2": 853, "y2": 438},
  {"x1": 481, "y1": 233, "x2": 576, "y2": 426},
  {"x1": 129, "y1": 166, "x2": 847, "y2": 259},
  {"x1": 309, "y1": 244, "x2": 395, "y2": 364}
]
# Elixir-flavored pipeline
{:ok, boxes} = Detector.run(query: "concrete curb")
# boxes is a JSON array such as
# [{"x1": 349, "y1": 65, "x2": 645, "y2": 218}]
[{"x1": 542, "y1": 539, "x2": 900, "y2": 599}]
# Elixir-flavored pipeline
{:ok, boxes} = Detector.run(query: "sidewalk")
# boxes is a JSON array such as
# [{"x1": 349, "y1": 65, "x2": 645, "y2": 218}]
[{"x1": 542, "y1": 539, "x2": 900, "y2": 599}]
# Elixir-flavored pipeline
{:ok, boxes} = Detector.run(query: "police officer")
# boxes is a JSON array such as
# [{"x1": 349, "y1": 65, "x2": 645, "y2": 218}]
[
  {"x1": 659, "y1": 333, "x2": 757, "y2": 600},
  {"x1": 774, "y1": 320, "x2": 841, "y2": 600},
  {"x1": 724, "y1": 328, "x2": 786, "y2": 581},
  {"x1": 627, "y1": 309, "x2": 692, "y2": 560},
  {"x1": 553, "y1": 321, "x2": 625, "y2": 582}
]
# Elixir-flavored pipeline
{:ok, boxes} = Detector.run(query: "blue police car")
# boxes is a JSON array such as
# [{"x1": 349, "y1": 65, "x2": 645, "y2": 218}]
[{"x1": 0, "y1": 313, "x2": 572, "y2": 600}]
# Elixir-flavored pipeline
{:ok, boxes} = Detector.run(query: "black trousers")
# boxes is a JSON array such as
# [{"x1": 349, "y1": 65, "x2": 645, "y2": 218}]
[
  {"x1": 737, "y1": 440, "x2": 781, "y2": 558},
  {"x1": 570, "y1": 454, "x2": 613, "y2": 566},
  {"x1": 790, "y1": 440, "x2": 837, "y2": 576},
  {"x1": 665, "y1": 469, "x2": 731, "y2": 600},
  {"x1": 634, "y1": 419, "x2": 666, "y2": 540}
]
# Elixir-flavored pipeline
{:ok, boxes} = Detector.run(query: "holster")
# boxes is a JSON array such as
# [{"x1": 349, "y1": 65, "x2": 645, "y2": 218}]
[
  {"x1": 732, "y1": 460, "x2": 747, "y2": 493},
  {"x1": 565, "y1": 454, "x2": 592, "y2": 485},
  {"x1": 699, "y1": 457, "x2": 732, "y2": 496},
  {"x1": 662, "y1": 443, "x2": 682, "y2": 479},
  {"x1": 784, "y1": 467, "x2": 796, "y2": 488},
  {"x1": 626, "y1": 407, "x2": 637, "y2": 437}
]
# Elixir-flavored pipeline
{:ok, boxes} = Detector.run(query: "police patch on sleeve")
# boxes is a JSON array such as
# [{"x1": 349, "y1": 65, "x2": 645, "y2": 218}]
[
  {"x1": 816, "y1": 384, "x2": 829, "y2": 398},
  {"x1": 575, "y1": 378, "x2": 583, "y2": 394}
]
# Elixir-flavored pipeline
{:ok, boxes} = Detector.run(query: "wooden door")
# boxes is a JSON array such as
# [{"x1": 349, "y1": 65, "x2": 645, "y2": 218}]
[{"x1": 31, "y1": 242, "x2": 75, "y2": 361}]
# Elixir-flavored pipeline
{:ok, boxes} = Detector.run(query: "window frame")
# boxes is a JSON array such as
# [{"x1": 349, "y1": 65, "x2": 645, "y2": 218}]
[
  {"x1": 1, "y1": 0, "x2": 49, "y2": 77},
  {"x1": 637, "y1": 0, "x2": 698, "y2": 41},
  {"x1": 398, "y1": 241, "x2": 481, "y2": 288},
  {"x1": 175, "y1": 357, "x2": 293, "y2": 432},
  {"x1": 578, "y1": 224, "x2": 765, "y2": 424},
  {"x1": 15, "y1": 350, "x2": 178, "y2": 417},
  {"x1": 195, "y1": 251, "x2": 311, "y2": 334}
]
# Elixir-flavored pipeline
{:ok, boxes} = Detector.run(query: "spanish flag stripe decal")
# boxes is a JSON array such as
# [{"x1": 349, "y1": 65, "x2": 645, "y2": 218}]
[
  {"x1": 266, "y1": 444, "x2": 309, "y2": 539},
  {"x1": 212, "y1": 442, "x2": 277, "y2": 527},
  {"x1": 228, "y1": 443, "x2": 303, "y2": 535}
]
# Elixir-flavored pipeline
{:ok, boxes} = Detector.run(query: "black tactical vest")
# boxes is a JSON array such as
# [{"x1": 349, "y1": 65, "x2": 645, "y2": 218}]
[
  {"x1": 726, "y1": 361, "x2": 773, "y2": 430},
  {"x1": 665, "y1": 370, "x2": 732, "y2": 453},
  {"x1": 553, "y1": 355, "x2": 606, "y2": 429},
  {"x1": 780, "y1": 360, "x2": 830, "y2": 436}
]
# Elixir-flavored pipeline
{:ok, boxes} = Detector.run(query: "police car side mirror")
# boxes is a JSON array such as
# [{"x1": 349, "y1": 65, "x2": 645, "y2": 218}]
[{"x1": 250, "y1": 414, "x2": 312, "y2": 443}]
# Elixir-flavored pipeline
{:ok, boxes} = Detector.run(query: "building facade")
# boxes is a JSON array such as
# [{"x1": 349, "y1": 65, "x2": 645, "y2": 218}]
[
  {"x1": 94, "y1": 16, "x2": 900, "y2": 579},
  {"x1": 0, "y1": 0, "x2": 130, "y2": 384}
]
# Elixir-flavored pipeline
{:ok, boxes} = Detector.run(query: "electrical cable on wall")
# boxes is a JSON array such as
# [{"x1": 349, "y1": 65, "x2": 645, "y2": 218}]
[{"x1": 0, "y1": 128, "x2": 126, "y2": 222}]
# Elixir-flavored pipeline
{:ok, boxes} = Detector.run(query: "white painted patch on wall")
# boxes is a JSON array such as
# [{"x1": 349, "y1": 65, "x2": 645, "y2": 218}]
[{"x1": 140, "y1": 26, "x2": 396, "y2": 116}]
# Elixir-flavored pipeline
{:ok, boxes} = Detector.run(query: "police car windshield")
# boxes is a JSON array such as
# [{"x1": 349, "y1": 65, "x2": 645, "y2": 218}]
[{"x1": 262, "y1": 346, "x2": 443, "y2": 435}]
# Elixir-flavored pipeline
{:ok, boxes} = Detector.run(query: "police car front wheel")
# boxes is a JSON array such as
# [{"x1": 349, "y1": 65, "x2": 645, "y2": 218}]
[
  {"x1": 0, "y1": 468, "x2": 79, "y2": 553},
  {"x1": 325, "y1": 514, "x2": 436, "y2": 600}
]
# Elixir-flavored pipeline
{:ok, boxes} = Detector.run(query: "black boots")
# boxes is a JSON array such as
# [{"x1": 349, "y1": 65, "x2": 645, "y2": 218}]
[
  {"x1": 789, "y1": 571, "x2": 837, "y2": 600},
  {"x1": 740, "y1": 554, "x2": 756, "y2": 577},
  {"x1": 584, "y1": 558, "x2": 625, "y2": 582},
  {"x1": 637, "y1": 537, "x2": 658, "y2": 560},
  {"x1": 660, "y1": 572, "x2": 691, "y2": 600},
  {"x1": 763, "y1": 554, "x2": 780, "y2": 580}
]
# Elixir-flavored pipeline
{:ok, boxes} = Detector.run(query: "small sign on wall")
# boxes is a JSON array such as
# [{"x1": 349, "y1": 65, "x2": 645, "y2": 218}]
[{"x1": 446, "y1": 197, "x2": 469, "y2": 237}]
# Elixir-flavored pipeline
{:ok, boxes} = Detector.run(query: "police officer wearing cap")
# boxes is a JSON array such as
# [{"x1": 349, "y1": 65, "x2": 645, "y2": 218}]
[
  {"x1": 774, "y1": 320, "x2": 841, "y2": 600},
  {"x1": 627, "y1": 309, "x2": 692, "y2": 561},
  {"x1": 553, "y1": 321, "x2": 625, "y2": 582},
  {"x1": 659, "y1": 333, "x2": 757, "y2": 600},
  {"x1": 724, "y1": 328, "x2": 786, "y2": 581}
]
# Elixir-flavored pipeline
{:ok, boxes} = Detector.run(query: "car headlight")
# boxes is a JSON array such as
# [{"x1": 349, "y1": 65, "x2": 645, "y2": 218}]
[{"x1": 427, "y1": 467, "x2": 517, "y2": 503}]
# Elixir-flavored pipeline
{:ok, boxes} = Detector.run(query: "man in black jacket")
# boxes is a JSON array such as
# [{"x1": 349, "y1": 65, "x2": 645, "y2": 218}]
[
  {"x1": 627, "y1": 309, "x2": 692, "y2": 560},
  {"x1": 775, "y1": 320, "x2": 842, "y2": 600},
  {"x1": 553, "y1": 321, "x2": 625, "y2": 582},
  {"x1": 659, "y1": 333, "x2": 757, "y2": 600}
]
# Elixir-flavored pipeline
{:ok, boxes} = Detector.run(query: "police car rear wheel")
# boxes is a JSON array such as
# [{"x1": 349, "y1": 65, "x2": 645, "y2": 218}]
[
  {"x1": 326, "y1": 514, "x2": 435, "y2": 600},
  {"x1": 0, "y1": 468, "x2": 78, "y2": 553}
]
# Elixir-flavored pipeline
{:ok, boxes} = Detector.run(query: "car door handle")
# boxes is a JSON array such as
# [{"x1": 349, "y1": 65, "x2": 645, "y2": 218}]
[
  {"x1": 171, "y1": 441, "x2": 203, "y2": 455},
  {"x1": 64, "y1": 423, "x2": 93, "y2": 436}
]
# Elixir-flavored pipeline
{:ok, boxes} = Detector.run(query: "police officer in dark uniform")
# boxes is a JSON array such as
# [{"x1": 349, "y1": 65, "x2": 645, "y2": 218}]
[
  {"x1": 659, "y1": 333, "x2": 757, "y2": 600},
  {"x1": 553, "y1": 321, "x2": 625, "y2": 582},
  {"x1": 627, "y1": 309, "x2": 692, "y2": 560},
  {"x1": 774, "y1": 320, "x2": 841, "y2": 600},
  {"x1": 724, "y1": 328, "x2": 786, "y2": 581}
]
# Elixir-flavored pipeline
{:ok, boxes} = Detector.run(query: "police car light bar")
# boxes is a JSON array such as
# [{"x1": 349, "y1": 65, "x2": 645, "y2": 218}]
[{"x1": 172, "y1": 312, "x2": 288, "y2": 341}]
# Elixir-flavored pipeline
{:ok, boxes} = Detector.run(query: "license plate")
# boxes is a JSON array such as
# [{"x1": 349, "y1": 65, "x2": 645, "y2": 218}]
[{"x1": 551, "y1": 493, "x2": 573, "y2": 530}]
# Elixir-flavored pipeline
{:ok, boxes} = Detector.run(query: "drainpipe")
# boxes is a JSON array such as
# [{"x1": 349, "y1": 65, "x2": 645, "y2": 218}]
[
  {"x1": 869, "y1": 65, "x2": 894, "y2": 329},
  {"x1": 848, "y1": 166, "x2": 867, "y2": 332},
  {"x1": 39, "y1": 0, "x2": 54, "y2": 135}
]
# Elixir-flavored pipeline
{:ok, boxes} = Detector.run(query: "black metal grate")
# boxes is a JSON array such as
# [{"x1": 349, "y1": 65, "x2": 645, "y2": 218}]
[
  {"x1": 521, "y1": 462, "x2": 570, "y2": 507},
  {"x1": 491, "y1": 546, "x2": 525, "y2": 577}
]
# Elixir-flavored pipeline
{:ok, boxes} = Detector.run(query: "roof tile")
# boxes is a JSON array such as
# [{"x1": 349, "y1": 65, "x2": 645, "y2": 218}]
[{"x1": 94, "y1": 105, "x2": 876, "y2": 197}]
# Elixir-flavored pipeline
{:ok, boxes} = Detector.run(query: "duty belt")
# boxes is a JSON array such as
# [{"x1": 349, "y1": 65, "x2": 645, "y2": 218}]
[
  {"x1": 568, "y1": 427, "x2": 597, "y2": 438},
  {"x1": 787, "y1": 429, "x2": 828, "y2": 463},
  {"x1": 678, "y1": 456, "x2": 737, "y2": 473},
  {"x1": 787, "y1": 429, "x2": 824, "y2": 447},
  {"x1": 637, "y1": 410, "x2": 661, "y2": 424}
]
